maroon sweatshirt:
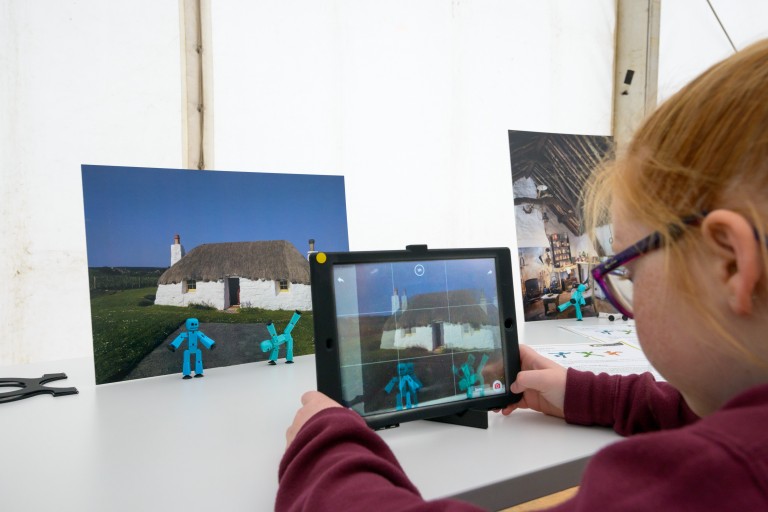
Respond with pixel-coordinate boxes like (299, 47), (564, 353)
(277, 369), (768, 511)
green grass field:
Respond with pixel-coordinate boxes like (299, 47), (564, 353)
(90, 287), (314, 384)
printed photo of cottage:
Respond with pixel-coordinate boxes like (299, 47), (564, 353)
(82, 165), (348, 384)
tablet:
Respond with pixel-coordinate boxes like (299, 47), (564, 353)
(310, 245), (521, 430)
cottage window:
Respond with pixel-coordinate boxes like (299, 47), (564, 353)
(184, 280), (197, 293)
(278, 279), (289, 292)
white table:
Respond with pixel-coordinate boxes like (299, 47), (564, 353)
(0, 318), (625, 511)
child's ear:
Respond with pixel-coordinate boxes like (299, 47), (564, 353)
(700, 210), (763, 316)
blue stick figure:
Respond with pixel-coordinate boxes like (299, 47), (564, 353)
(453, 353), (489, 398)
(261, 310), (301, 365)
(558, 283), (587, 320)
(168, 318), (216, 379)
(384, 362), (422, 410)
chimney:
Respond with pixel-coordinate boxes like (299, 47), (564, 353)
(307, 238), (317, 260)
(391, 288), (400, 314)
(170, 234), (185, 267)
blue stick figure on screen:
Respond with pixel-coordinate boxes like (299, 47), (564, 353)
(168, 318), (217, 379)
(261, 310), (301, 365)
(384, 362), (422, 410)
(453, 353), (489, 398)
(558, 283), (587, 320)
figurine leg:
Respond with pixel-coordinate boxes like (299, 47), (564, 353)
(194, 349), (204, 377)
(268, 346), (279, 365)
(182, 350), (192, 379)
(575, 306), (583, 321)
(285, 339), (294, 364)
(396, 393), (403, 411)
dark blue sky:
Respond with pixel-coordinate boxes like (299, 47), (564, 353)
(334, 258), (499, 316)
(82, 165), (349, 267)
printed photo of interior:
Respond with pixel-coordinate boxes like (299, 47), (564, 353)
(509, 130), (616, 321)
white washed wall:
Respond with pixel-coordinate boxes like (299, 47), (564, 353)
(239, 280), (312, 311)
(155, 282), (227, 310)
(156, 279), (312, 311)
(387, 324), (498, 351)
(155, 283), (184, 307)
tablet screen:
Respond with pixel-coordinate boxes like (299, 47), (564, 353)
(331, 257), (507, 417)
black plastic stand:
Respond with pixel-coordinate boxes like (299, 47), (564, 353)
(427, 409), (488, 429)
(0, 373), (79, 404)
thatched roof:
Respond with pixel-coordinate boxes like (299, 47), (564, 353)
(383, 289), (499, 330)
(158, 240), (310, 285)
(509, 131), (612, 236)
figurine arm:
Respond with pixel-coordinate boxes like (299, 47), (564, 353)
(197, 331), (216, 350)
(168, 332), (188, 351)
(384, 377), (397, 394)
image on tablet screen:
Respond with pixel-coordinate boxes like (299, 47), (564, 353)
(332, 258), (507, 417)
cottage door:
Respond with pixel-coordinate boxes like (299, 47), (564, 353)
(228, 278), (240, 307)
(431, 322), (444, 351)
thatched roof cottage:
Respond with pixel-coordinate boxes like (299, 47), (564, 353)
(154, 237), (312, 311)
(380, 289), (500, 351)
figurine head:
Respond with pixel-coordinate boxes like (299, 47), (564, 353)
(186, 318), (200, 331)
(577, 284), (586, 293)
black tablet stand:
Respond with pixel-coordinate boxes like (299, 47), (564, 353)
(0, 373), (79, 404)
(426, 409), (488, 429)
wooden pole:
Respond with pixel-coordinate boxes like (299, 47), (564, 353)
(612, 0), (661, 152)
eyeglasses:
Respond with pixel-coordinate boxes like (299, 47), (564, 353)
(591, 215), (703, 319)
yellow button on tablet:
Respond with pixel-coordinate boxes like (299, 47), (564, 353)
(316, 252), (327, 264)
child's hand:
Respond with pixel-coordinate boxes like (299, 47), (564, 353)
(497, 344), (567, 419)
(286, 391), (343, 447)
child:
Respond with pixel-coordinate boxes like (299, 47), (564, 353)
(277, 38), (768, 511)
